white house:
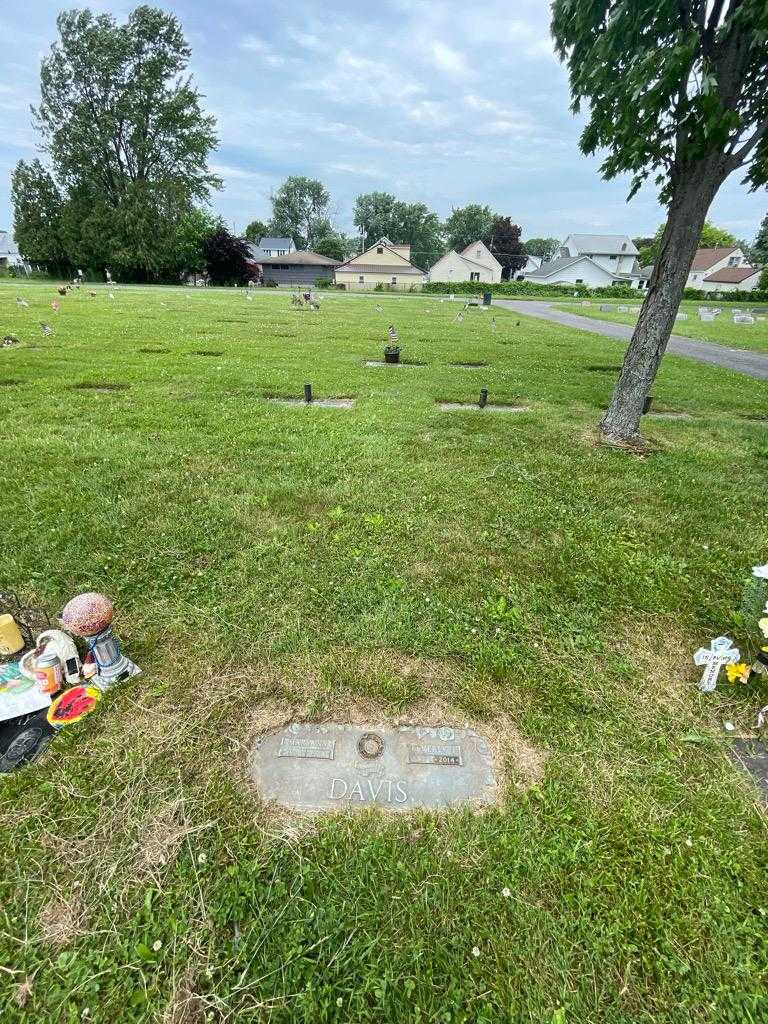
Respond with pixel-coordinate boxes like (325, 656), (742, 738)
(428, 240), (502, 284)
(523, 234), (644, 289)
(335, 237), (427, 290)
(515, 255), (542, 279)
(686, 247), (762, 292)
(0, 230), (24, 271)
(247, 236), (296, 260)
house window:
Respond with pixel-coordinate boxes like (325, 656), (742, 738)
(377, 247), (384, 255)
(391, 276), (397, 285)
(277, 250), (286, 256)
(475, 249), (481, 258)
(728, 256), (740, 266)
(609, 255), (617, 261)
(575, 278), (584, 284)
(470, 272), (480, 282)
(358, 275), (364, 284)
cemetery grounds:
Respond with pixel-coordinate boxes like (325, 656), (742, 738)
(0, 281), (767, 1023)
(551, 298), (768, 354)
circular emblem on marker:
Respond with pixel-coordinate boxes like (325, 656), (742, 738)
(357, 732), (385, 760)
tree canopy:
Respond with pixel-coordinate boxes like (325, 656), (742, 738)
(484, 217), (527, 279)
(202, 225), (251, 285)
(11, 160), (68, 275)
(13, 5), (220, 280)
(353, 192), (443, 269)
(314, 235), (346, 261)
(639, 219), (739, 265)
(523, 237), (560, 261)
(244, 219), (269, 244)
(444, 204), (495, 253)
(754, 214), (768, 265)
(269, 177), (330, 250)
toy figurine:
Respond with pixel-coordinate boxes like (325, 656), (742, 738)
(58, 592), (140, 691)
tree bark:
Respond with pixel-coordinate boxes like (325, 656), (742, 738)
(599, 162), (724, 447)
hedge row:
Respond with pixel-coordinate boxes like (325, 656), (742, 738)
(422, 279), (639, 299)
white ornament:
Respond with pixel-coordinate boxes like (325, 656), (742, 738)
(693, 636), (740, 693)
(751, 564), (768, 579)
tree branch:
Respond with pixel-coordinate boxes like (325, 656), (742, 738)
(728, 117), (768, 168)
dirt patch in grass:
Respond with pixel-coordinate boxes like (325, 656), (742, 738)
(0, 379), (21, 387)
(449, 362), (489, 368)
(163, 967), (206, 1024)
(38, 895), (87, 946)
(71, 381), (130, 392)
(192, 350), (224, 357)
(138, 347), (170, 354)
(585, 365), (622, 373)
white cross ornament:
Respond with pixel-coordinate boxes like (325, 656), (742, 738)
(693, 636), (740, 693)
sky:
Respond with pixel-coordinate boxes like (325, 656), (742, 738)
(1, 0), (766, 246)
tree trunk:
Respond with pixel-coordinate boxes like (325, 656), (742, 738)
(599, 163), (724, 448)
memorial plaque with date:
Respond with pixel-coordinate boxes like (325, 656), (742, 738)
(250, 723), (498, 813)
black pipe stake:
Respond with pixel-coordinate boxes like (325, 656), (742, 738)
(304, 383), (312, 403)
(643, 395), (653, 414)
(479, 388), (488, 409)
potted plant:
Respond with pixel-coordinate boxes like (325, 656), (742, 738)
(384, 344), (401, 364)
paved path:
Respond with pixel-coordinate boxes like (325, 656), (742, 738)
(494, 299), (768, 381)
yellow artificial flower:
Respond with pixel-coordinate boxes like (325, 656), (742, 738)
(726, 663), (751, 685)
(758, 617), (768, 639)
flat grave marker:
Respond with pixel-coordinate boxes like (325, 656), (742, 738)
(250, 722), (498, 813)
(729, 737), (768, 803)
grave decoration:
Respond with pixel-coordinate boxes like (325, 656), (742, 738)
(694, 563), (768, 694)
(2, 335), (20, 348)
(250, 723), (498, 813)
(16, 297), (29, 308)
(40, 323), (54, 337)
(385, 326), (401, 363)
(0, 589), (140, 772)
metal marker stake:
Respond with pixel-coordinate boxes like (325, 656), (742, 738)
(304, 383), (312, 404)
(479, 388), (488, 409)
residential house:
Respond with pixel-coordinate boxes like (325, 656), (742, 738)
(522, 234), (644, 289)
(248, 237), (296, 260)
(428, 240), (502, 284)
(250, 250), (341, 286)
(0, 230), (23, 271)
(515, 255), (542, 279)
(334, 237), (427, 290)
(686, 247), (762, 292)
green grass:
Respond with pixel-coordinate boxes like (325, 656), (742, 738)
(1, 281), (767, 1023)
(551, 298), (768, 353)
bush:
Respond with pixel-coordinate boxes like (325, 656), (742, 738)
(315, 278), (344, 289)
(682, 286), (768, 303)
(423, 279), (592, 298)
(263, 279), (279, 288)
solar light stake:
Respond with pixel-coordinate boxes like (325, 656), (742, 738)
(643, 395), (653, 414)
(479, 388), (488, 409)
(303, 383), (313, 404)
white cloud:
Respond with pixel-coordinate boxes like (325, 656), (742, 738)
(239, 36), (284, 66)
(430, 42), (469, 75)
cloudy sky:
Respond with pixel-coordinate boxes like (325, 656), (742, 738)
(1, 0), (765, 244)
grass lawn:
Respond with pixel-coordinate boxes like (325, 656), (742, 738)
(1, 281), (767, 1023)
(551, 298), (768, 354)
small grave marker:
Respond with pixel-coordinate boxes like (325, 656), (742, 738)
(250, 723), (498, 813)
(693, 636), (740, 692)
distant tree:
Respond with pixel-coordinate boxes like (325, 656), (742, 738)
(641, 220), (738, 267)
(172, 207), (218, 279)
(759, 267), (768, 289)
(314, 235), (346, 261)
(553, 0), (768, 447)
(11, 159), (69, 275)
(444, 204), (495, 253)
(484, 217), (527, 279)
(244, 219), (269, 243)
(14, 6), (221, 280)
(754, 214), (768, 265)
(269, 176), (330, 250)
(353, 192), (444, 268)
(523, 237), (560, 261)
(203, 225), (250, 285)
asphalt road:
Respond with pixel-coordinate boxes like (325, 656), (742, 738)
(494, 299), (768, 381)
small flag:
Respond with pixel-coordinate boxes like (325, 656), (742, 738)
(455, 312), (464, 324)
(89, 291), (97, 298)
(108, 292), (115, 300)
(40, 322), (54, 337)
(387, 324), (399, 342)
(491, 317), (497, 330)
(16, 297), (29, 308)
(52, 300), (60, 312)
(246, 292), (253, 301)
(375, 304), (383, 313)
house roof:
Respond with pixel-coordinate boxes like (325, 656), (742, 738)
(336, 240), (423, 273)
(638, 265), (654, 279)
(336, 263), (425, 276)
(690, 247), (738, 270)
(254, 250), (341, 267)
(525, 255), (593, 279)
(567, 234), (638, 256)
(0, 230), (19, 255)
(703, 266), (761, 283)
(257, 237), (294, 250)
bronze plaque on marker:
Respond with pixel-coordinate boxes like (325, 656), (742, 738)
(250, 723), (497, 813)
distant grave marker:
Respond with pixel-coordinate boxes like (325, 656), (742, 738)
(250, 722), (498, 813)
(729, 738), (768, 802)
